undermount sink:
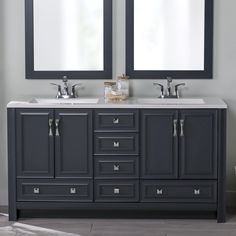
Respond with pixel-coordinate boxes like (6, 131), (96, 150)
(137, 98), (205, 105)
(31, 98), (99, 104)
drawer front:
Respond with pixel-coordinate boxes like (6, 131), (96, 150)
(95, 110), (139, 131)
(17, 179), (93, 202)
(94, 133), (139, 155)
(141, 180), (217, 203)
(95, 180), (139, 202)
(95, 157), (139, 178)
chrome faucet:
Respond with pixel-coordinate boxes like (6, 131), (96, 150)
(51, 78), (81, 99)
(153, 77), (185, 98)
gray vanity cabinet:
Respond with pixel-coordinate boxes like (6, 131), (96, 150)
(141, 110), (178, 179)
(8, 106), (226, 222)
(179, 110), (217, 179)
(16, 109), (54, 178)
(55, 109), (92, 178)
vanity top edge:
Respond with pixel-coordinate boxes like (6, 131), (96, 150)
(7, 97), (227, 109)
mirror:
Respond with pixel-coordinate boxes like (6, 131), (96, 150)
(126, 0), (213, 79)
(25, 0), (112, 79)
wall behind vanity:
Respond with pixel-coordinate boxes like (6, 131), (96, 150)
(0, 0), (236, 206)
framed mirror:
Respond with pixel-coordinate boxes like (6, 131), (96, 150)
(126, 0), (213, 79)
(25, 0), (112, 79)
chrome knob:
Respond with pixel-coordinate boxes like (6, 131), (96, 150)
(113, 118), (120, 124)
(114, 188), (120, 194)
(113, 164), (120, 171)
(113, 141), (120, 148)
(70, 188), (77, 194)
(156, 189), (163, 195)
(33, 188), (40, 194)
(194, 189), (201, 195)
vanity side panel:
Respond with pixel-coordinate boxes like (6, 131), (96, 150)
(8, 108), (18, 220)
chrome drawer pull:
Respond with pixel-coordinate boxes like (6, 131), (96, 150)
(173, 119), (177, 137)
(70, 188), (77, 194)
(180, 119), (185, 137)
(33, 188), (40, 194)
(156, 189), (163, 195)
(114, 188), (120, 194)
(113, 164), (120, 171)
(194, 189), (201, 195)
(55, 119), (60, 137)
(113, 118), (120, 124)
(49, 119), (53, 137)
(113, 141), (120, 148)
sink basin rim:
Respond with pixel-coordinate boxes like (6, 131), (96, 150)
(137, 98), (205, 105)
(31, 98), (100, 104)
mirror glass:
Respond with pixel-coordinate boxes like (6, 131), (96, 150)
(126, 0), (213, 79)
(25, 0), (112, 79)
(34, 0), (104, 71)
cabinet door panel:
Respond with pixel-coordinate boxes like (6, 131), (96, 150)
(16, 109), (54, 177)
(179, 110), (217, 179)
(55, 109), (92, 178)
(141, 110), (178, 179)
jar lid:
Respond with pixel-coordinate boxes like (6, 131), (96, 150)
(104, 81), (116, 86)
(118, 74), (129, 80)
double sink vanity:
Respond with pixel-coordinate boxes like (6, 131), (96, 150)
(7, 96), (227, 222)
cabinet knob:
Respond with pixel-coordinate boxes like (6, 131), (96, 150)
(33, 188), (40, 194)
(114, 188), (120, 194)
(156, 189), (163, 195)
(70, 188), (77, 194)
(113, 141), (120, 148)
(194, 189), (201, 195)
(173, 119), (177, 137)
(113, 164), (120, 171)
(113, 118), (120, 124)
(55, 119), (60, 136)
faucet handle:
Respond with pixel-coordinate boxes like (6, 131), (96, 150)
(175, 83), (186, 98)
(50, 83), (62, 98)
(71, 83), (82, 98)
(153, 83), (164, 98)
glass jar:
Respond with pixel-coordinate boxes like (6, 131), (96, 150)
(104, 81), (116, 100)
(117, 74), (129, 98)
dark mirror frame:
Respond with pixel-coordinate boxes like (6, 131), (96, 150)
(25, 0), (112, 80)
(126, 0), (214, 79)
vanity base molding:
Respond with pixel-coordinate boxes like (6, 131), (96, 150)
(8, 107), (226, 223)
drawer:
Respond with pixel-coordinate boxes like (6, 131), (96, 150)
(141, 180), (217, 203)
(17, 179), (93, 202)
(94, 110), (139, 131)
(95, 156), (139, 178)
(94, 133), (139, 155)
(95, 180), (139, 202)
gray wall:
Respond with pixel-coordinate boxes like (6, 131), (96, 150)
(0, 0), (236, 206)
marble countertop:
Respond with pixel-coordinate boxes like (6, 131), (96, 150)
(7, 97), (227, 109)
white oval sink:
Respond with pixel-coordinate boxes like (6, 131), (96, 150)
(137, 98), (205, 105)
(31, 98), (99, 104)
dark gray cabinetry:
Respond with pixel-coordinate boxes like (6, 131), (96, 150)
(55, 109), (92, 178)
(141, 110), (178, 179)
(16, 109), (54, 178)
(179, 110), (217, 179)
(8, 107), (226, 222)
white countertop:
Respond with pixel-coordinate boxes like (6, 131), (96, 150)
(7, 97), (227, 109)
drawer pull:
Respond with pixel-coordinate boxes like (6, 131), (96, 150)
(33, 188), (40, 194)
(70, 188), (77, 194)
(113, 141), (120, 148)
(194, 189), (201, 195)
(114, 188), (120, 194)
(113, 118), (120, 124)
(113, 164), (120, 171)
(156, 189), (163, 195)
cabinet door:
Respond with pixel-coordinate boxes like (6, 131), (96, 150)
(55, 109), (92, 178)
(16, 109), (54, 177)
(179, 110), (217, 179)
(141, 110), (178, 179)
